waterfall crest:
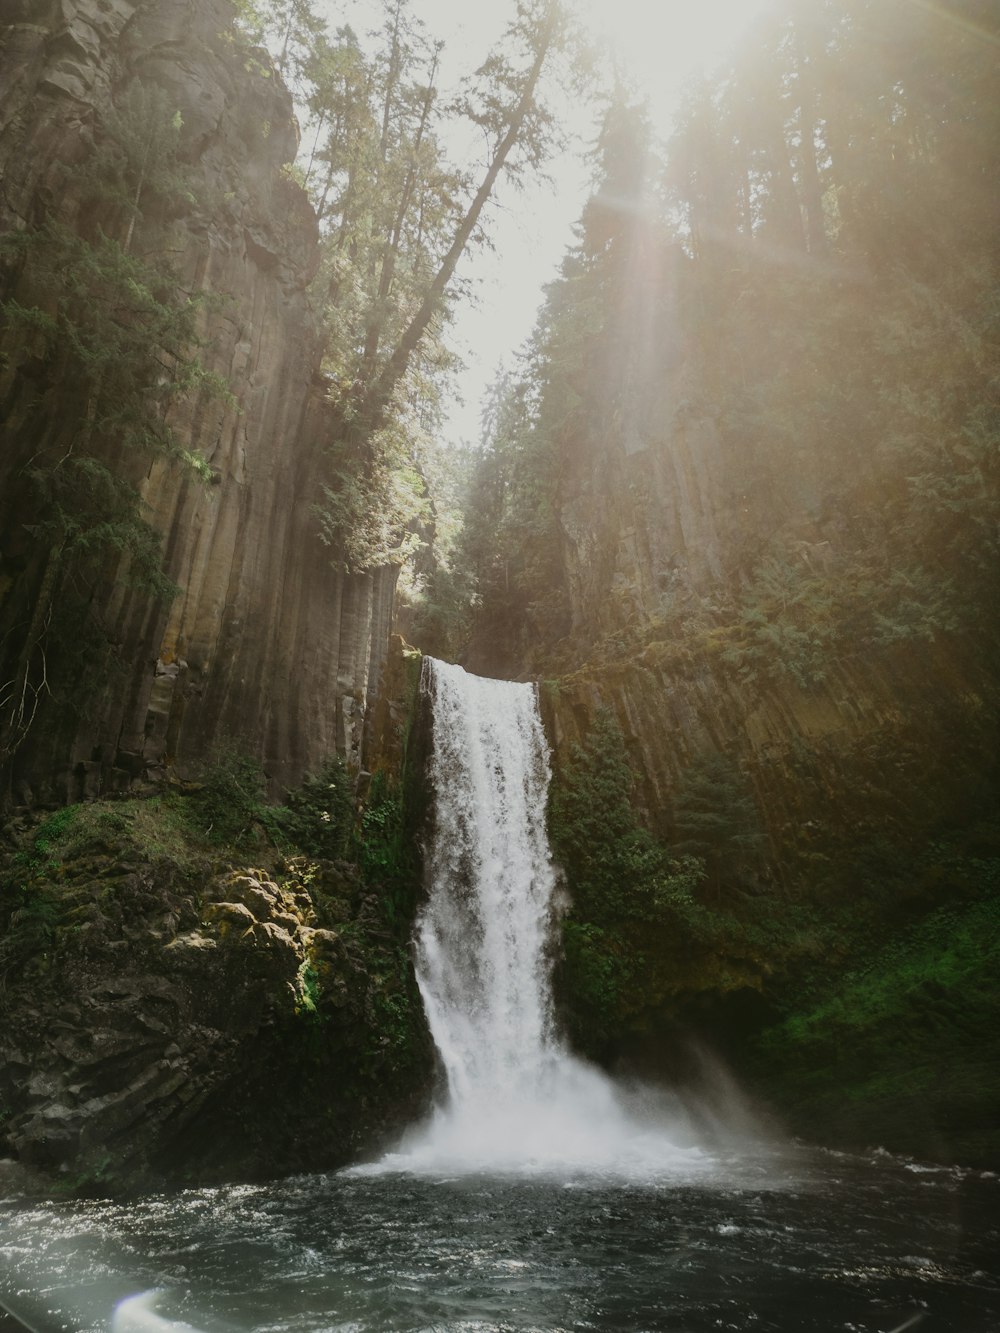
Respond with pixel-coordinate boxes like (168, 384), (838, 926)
(375, 658), (742, 1177)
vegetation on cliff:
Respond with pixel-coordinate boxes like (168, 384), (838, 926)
(550, 708), (773, 1054)
(545, 692), (1000, 1163)
(452, 0), (998, 677)
(0, 87), (228, 773)
(232, 0), (577, 576)
(0, 0), (579, 803)
(0, 744), (430, 1192)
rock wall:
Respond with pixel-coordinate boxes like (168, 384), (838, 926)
(0, 809), (432, 1190)
(0, 0), (396, 803)
(542, 635), (998, 857)
(531, 366), (999, 1164)
(557, 390), (730, 646)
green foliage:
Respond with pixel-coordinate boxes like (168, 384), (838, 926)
(400, 554), (476, 663)
(357, 771), (401, 871)
(186, 746), (269, 846)
(453, 368), (569, 664)
(550, 710), (718, 1047)
(0, 885), (60, 978)
(550, 709), (672, 923)
(295, 959), (323, 1018)
(2, 799), (89, 981)
(550, 709), (755, 937)
(316, 416), (430, 574)
(550, 709), (1000, 1060)
(395, 441), (477, 660)
(86, 83), (198, 250)
(7, 800), (210, 883)
(4, 218), (226, 450)
(746, 884), (1000, 1162)
(0, 222), (215, 603)
(768, 894), (1000, 1050)
(233, 0), (325, 83)
(270, 757), (354, 860)
(713, 547), (970, 691)
(0, 84), (231, 759)
(547, 704), (915, 1048)
(671, 750), (765, 879)
(371, 975), (420, 1061)
(177, 747), (357, 860)
(239, 0), (573, 585)
(559, 921), (630, 1049)
(21, 807), (78, 867)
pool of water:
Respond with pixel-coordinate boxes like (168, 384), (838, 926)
(1, 1145), (997, 1332)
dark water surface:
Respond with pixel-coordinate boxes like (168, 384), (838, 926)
(1, 1147), (998, 1332)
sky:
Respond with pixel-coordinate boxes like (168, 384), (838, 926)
(322, 0), (778, 446)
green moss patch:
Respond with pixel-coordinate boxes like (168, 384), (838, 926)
(746, 894), (1000, 1165)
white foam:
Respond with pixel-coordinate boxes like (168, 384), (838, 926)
(373, 659), (723, 1179)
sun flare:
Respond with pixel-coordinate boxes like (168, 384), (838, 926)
(574, 0), (778, 122)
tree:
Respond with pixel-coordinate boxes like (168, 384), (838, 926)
(457, 0), (999, 678)
(297, 0), (571, 573)
(671, 752), (765, 890)
(362, 0), (568, 428)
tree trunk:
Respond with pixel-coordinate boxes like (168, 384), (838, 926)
(365, 6), (558, 427)
(793, 16), (828, 257)
(360, 45), (440, 380)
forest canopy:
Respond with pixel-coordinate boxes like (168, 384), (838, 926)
(440, 0), (999, 672)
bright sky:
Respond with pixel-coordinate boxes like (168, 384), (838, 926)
(325, 0), (777, 445)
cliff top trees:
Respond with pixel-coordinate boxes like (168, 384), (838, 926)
(450, 0), (999, 674)
(238, 0), (573, 573)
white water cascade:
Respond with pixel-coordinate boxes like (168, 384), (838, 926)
(375, 658), (740, 1178)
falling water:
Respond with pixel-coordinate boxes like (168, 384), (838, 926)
(376, 658), (726, 1177)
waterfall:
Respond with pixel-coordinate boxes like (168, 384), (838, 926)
(415, 657), (570, 1135)
(365, 657), (740, 1178)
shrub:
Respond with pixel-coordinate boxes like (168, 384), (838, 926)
(272, 758), (354, 860)
(186, 745), (268, 846)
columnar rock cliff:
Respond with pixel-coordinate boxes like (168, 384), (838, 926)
(456, 44), (1000, 1162)
(0, 0), (396, 804)
(533, 428), (998, 1161)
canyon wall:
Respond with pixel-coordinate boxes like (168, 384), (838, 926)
(532, 412), (998, 1162)
(543, 635), (997, 867)
(0, 0), (395, 804)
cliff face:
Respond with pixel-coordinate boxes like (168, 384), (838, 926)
(0, 0), (396, 803)
(0, 798), (432, 1191)
(544, 634), (997, 854)
(537, 491), (998, 1164)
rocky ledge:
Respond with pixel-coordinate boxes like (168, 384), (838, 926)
(0, 800), (432, 1194)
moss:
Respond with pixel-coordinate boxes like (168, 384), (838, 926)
(743, 892), (1000, 1164)
(294, 959), (323, 1018)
